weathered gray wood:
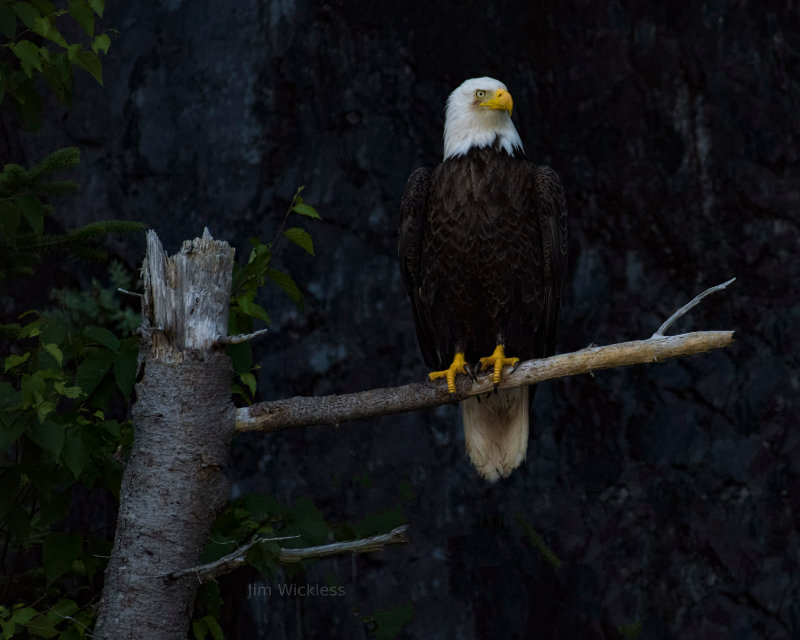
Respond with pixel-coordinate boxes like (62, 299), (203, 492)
(235, 330), (735, 433)
(94, 230), (236, 640)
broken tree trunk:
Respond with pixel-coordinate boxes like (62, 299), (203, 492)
(94, 230), (236, 640)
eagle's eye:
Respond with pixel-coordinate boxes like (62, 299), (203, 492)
(475, 90), (486, 99)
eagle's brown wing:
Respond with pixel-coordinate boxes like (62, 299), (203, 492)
(398, 167), (438, 368)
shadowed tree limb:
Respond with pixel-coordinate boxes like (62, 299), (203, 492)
(166, 526), (410, 584)
(236, 331), (733, 433)
(236, 279), (736, 433)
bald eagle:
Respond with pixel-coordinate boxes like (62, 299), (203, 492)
(398, 77), (568, 482)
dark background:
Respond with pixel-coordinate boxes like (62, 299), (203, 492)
(4, 1), (799, 638)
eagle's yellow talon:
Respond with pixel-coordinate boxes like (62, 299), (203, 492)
(478, 344), (519, 385)
(429, 352), (468, 394)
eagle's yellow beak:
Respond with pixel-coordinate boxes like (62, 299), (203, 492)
(479, 88), (513, 116)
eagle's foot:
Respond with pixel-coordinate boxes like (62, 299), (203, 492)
(429, 352), (469, 394)
(478, 344), (520, 387)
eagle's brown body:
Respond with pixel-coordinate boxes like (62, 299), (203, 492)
(399, 146), (567, 372)
(398, 145), (568, 481)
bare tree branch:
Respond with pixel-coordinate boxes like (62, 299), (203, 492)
(653, 278), (736, 337)
(218, 328), (269, 345)
(279, 525), (409, 563)
(166, 526), (410, 584)
(165, 535), (300, 583)
(236, 330), (734, 433)
(236, 280), (736, 433)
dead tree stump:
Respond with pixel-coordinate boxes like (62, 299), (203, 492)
(94, 230), (236, 639)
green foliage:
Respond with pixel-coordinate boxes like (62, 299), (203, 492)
(227, 187), (320, 404)
(617, 621), (643, 639)
(193, 475), (415, 638)
(359, 604), (415, 640)
(50, 260), (141, 335)
(191, 614), (225, 640)
(515, 514), (562, 569)
(1, 263), (138, 637)
(0, 599), (93, 639)
(0, 0), (110, 130)
(0, 148), (145, 279)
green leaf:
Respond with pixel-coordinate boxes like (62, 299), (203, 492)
(62, 429), (89, 479)
(265, 268), (302, 309)
(42, 532), (82, 585)
(50, 598), (79, 620)
(239, 372), (256, 397)
(245, 540), (280, 577)
(0, 5), (17, 39)
(236, 292), (270, 324)
(288, 497), (327, 545)
(68, 0), (94, 37)
(291, 202), (322, 220)
(351, 506), (405, 538)
(75, 48), (102, 85)
(28, 420), (65, 457)
(41, 51), (74, 104)
(203, 616), (225, 640)
(15, 193), (44, 234)
(19, 316), (44, 338)
(113, 338), (138, 398)
(7, 605), (37, 628)
(92, 32), (110, 55)
(4, 351), (30, 372)
(38, 488), (71, 525)
(25, 615), (59, 638)
(54, 380), (82, 398)
(192, 618), (208, 640)
(0, 413), (26, 452)
(370, 604), (414, 640)
(225, 341), (253, 376)
(41, 343), (63, 366)
(33, 16), (68, 48)
(11, 39), (42, 77)
(283, 227), (314, 256)
(83, 325), (119, 350)
(11, 2), (41, 29)
(20, 370), (45, 406)
(66, 42), (80, 62)
(75, 347), (114, 397)
(86, 0), (103, 17)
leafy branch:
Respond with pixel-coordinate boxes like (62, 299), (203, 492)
(0, 0), (111, 129)
(227, 188), (321, 402)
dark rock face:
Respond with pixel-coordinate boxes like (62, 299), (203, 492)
(7, 1), (799, 638)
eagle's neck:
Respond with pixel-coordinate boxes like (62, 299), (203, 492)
(443, 109), (523, 160)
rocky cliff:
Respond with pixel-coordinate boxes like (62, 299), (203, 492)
(6, 1), (799, 638)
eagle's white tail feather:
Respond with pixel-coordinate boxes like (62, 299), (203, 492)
(461, 386), (529, 482)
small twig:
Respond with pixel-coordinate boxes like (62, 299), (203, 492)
(165, 526), (409, 583)
(165, 535), (300, 583)
(652, 278), (736, 338)
(117, 288), (143, 298)
(278, 525), (409, 564)
(217, 328), (269, 345)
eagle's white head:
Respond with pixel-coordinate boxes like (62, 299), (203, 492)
(443, 77), (524, 160)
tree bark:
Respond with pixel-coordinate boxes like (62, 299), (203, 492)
(94, 230), (236, 640)
(235, 330), (734, 433)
